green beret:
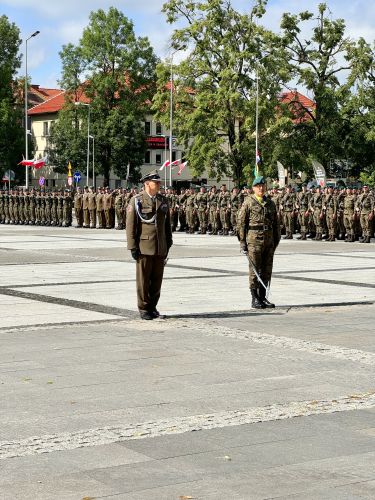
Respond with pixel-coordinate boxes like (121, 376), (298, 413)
(252, 176), (265, 187)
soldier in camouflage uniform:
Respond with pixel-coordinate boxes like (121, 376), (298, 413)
(0, 191), (4, 223)
(238, 176), (281, 309)
(343, 187), (356, 242)
(229, 187), (242, 236)
(18, 189), (25, 224)
(218, 184), (231, 235)
(115, 188), (124, 230)
(309, 185), (324, 240)
(195, 186), (208, 234)
(208, 186), (220, 235)
(62, 190), (72, 226)
(177, 188), (187, 232)
(356, 185), (374, 243)
(336, 188), (346, 239)
(295, 184), (310, 240)
(29, 189), (36, 225)
(45, 191), (52, 225)
(185, 188), (197, 234)
(3, 190), (10, 223)
(323, 186), (338, 241)
(280, 185), (295, 239)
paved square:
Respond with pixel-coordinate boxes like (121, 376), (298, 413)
(0, 225), (374, 499)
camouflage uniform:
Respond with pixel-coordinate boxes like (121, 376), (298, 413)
(356, 188), (374, 243)
(309, 188), (324, 240)
(185, 189), (197, 234)
(238, 189), (280, 305)
(281, 189), (295, 239)
(295, 188), (310, 240)
(343, 189), (356, 242)
(323, 190), (337, 241)
(218, 187), (231, 235)
(195, 188), (208, 234)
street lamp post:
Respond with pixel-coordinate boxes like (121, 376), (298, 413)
(169, 49), (181, 188)
(24, 30), (40, 189)
(89, 135), (95, 188)
(74, 102), (90, 186)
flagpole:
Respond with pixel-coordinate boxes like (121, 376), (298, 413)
(255, 65), (259, 177)
(164, 135), (167, 188)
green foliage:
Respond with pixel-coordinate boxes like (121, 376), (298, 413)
(0, 15), (24, 183)
(48, 7), (158, 185)
(154, 0), (289, 186)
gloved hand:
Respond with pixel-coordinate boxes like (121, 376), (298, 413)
(240, 243), (248, 255)
(131, 248), (140, 261)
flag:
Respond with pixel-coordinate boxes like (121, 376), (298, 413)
(159, 160), (170, 171)
(33, 155), (48, 169)
(177, 161), (188, 176)
(254, 150), (262, 177)
(170, 159), (181, 170)
(18, 156), (35, 167)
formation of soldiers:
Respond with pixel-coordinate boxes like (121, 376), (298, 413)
(0, 188), (73, 226)
(164, 183), (375, 243)
(1, 183), (374, 242)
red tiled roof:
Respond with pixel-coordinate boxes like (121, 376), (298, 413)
(279, 90), (315, 123)
(28, 89), (90, 116)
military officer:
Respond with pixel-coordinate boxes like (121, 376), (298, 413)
(95, 187), (105, 229)
(126, 170), (173, 320)
(238, 176), (280, 309)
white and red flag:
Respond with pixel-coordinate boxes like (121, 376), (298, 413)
(33, 156), (48, 169)
(18, 155), (47, 169)
(159, 160), (170, 171)
(170, 159), (181, 170)
(177, 161), (188, 176)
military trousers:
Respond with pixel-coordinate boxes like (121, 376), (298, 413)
(136, 254), (165, 312)
(75, 208), (83, 227)
(115, 208), (122, 227)
(178, 209), (186, 230)
(360, 213), (373, 237)
(298, 210), (309, 233)
(283, 211), (294, 235)
(326, 210), (337, 237)
(313, 209), (324, 233)
(247, 230), (275, 290)
(186, 208), (196, 230)
(83, 208), (90, 227)
(209, 209), (219, 233)
(230, 209), (238, 231)
(197, 209), (208, 231)
(220, 208), (230, 230)
(344, 212), (355, 236)
(89, 209), (96, 228)
(96, 210), (104, 229)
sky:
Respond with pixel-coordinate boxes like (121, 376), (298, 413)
(1, 0), (375, 90)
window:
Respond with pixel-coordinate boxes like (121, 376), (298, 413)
(172, 151), (177, 162)
(43, 121), (49, 136)
(115, 179), (121, 188)
(144, 121), (151, 136)
(145, 151), (151, 164)
(156, 153), (162, 164)
(156, 122), (162, 135)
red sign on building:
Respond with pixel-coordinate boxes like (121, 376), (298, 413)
(146, 136), (168, 149)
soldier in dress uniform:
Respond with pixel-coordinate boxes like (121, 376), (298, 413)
(238, 176), (280, 309)
(82, 186), (90, 228)
(88, 186), (97, 228)
(74, 187), (84, 228)
(95, 187), (105, 229)
(115, 188), (124, 230)
(126, 170), (173, 320)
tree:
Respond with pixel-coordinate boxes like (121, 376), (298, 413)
(48, 7), (158, 185)
(154, 0), (289, 186)
(0, 15), (24, 184)
(275, 3), (355, 174)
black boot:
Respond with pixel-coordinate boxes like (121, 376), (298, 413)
(258, 284), (275, 308)
(251, 289), (265, 309)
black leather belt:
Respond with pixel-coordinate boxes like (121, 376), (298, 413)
(248, 225), (272, 230)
